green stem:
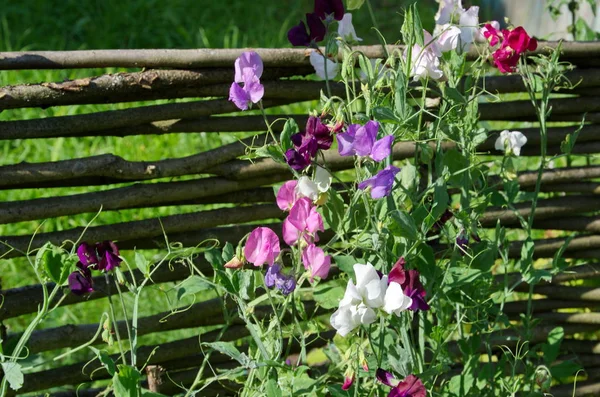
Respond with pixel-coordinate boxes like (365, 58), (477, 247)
(105, 273), (127, 365)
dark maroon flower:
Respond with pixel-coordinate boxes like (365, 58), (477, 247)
(77, 242), (98, 268)
(285, 148), (312, 171)
(305, 116), (333, 150)
(376, 368), (396, 387)
(388, 257), (429, 312)
(68, 263), (94, 295)
(389, 375), (426, 397)
(96, 241), (122, 272)
(288, 13), (327, 47)
(456, 234), (469, 252)
(314, 0), (344, 21)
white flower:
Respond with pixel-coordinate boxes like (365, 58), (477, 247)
(309, 51), (340, 81)
(338, 13), (362, 43)
(458, 6), (480, 48)
(494, 130), (528, 156)
(296, 167), (332, 202)
(314, 166), (332, 193)
(383, 282), (412, 316)
(435, 0), (464, 25)
(330, 263), (387, 336)
(436, 24), (462, 52)
(408, 44), (444, 82)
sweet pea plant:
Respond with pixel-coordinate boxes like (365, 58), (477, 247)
(2, 1), (584, 396)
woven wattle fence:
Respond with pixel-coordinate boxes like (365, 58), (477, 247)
(1, 43), (600, 396)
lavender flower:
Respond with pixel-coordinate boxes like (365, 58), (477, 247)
(229, 52), (265, 111)
(337, 121), (393, 161)
(265, 264), (296, 296)
(358, 165), (400, 199)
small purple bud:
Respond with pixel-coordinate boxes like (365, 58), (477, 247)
(376, 368), (397, 387)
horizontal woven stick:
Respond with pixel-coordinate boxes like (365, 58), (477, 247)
(511, 165), (600, 188)
(537, 312), (600, 325)
(0, 203), (283, 259)
(479, 195), (600, 227)
(503, 299), (600, 314)
(552, 380), (600, 397)
(0, 97), (292, 141)
(508, 235), (600, 259)
(525, 182), (600, 194)
(478, 96), (600, 121)
(531, 216), (600, 233)
(0, 42), (594, 70)
(497, 263), (600, 287)
(0, 67), (314, 110)
(0, 133), (271, 190)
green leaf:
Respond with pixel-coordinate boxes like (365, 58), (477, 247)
(265, 377), (279, 397)
(205, 248), (225, 270)
(234, 269), (254, 300)
(446, 267), (482, 288)
(203, 341), (254, 368)
(37, 243), (70, 285)
(1, 362), (23, 391)
(334, 255), (357, 276)
(89, 346), (116, 376)
(346, 0), (365, 10)
(394, 69), (409, 119)
(134, 251), (150, 277)
(373, 106), (401, 124)
(388, 210), (419, 240)
(280, 118), (298, 152)
(551, 359), (582, 380)
(444, 87), (466, 105)
(255, 144), (285, 164)
(113, 365), (141, 397)
(313, 279), (346, 309)
(143, 392), (169, 397)
(222, 242), (235, 263)
(542, 326), (564, 365)
(177, 275), (212, 301)
(322, 188), (346, 234)
(358, 54), (374, 83)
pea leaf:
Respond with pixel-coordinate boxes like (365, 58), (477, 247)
(347, 0), (365, 10)
(177, 276), (212, 301)
(113, 365), (141, 397)
(1, 362), (23, 391)
(134, 251), (150, 277)
(37, 243), (70, 285)
(280, 118), (298, 152)
(313, 279), (346, 309)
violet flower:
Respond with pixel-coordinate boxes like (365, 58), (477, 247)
(314, 0), (345, 21)
(229, 52), (265, 111)
(288, 13), (326, 47)
(264, 264), (296, 295)
(388, 257), (429, 312)
(337, 121), (393, 161)
(68, 263), (94, 295)
(244, 227), (281, 267)
(284, 148), (312, 171)
(358, 165), (401, 199)
(77, 242), (98, 267)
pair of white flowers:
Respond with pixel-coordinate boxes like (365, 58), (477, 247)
(330, 263), (412, 337)
(310, 13), (361, 80)
(297, 166), (332, 202)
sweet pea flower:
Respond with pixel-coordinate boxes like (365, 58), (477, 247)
(285, 116), (332, 171)
(494, 130), (527, 156)
(297, 166), (332, 202)
(358, 165), (401, 199)
(77, 242), (99, 267)
(342, 369), (355, 390)
(284, 148), (312, 171)
(458, 6), (480, 48)
(435, 0), (464, 25)
(309, 51), (340, 80)
(302, 244), (331, 282)
(234, 51), (263, 83)
(383, 281), (413, 316)
(491, 27), (537, 73)
(338, 13), (361, 42)
(436, 24), (462, 52)
(244, 227), (281, 267)
(314, 0), (345, 21)
(229, 68), (264, 111)
(389, 258), (429, 312)
(337, 121), (394, 161)
(265, 263), (296, 295)
(480, 21), (501, 46)
(288, 13), (326, 47)
(283, 198), (324, 246)
(407, 40), (444, 81)
(277, 180), (299, 211)
(377, 370), (427, 397)
(68, 263), (94, 295)
(96, 241), (122, 272)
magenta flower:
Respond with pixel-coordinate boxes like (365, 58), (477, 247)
(276, 180), (299, 211)
(490, 26), (537, 73)
(389, 258), (429, 312)
(301, 244), (331, 282)
(314, 0), (345, 21)
(288, 13), (326, 47)
(234, 51), (263, 83)
(358, 165), (400, 199)
(68, 263), (94, 295)
(342, 374), (354, 390)
(377, 370), (426, 397)
(264, 263), (296, 295)
(244, 227), (281, 267)
(337, 121), (393, 161)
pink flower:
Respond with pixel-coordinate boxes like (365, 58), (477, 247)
(377, 370), (427, 397)
(301, 244), (331, 282)
(481, 21), (501, 46)
(283, 198), (324, 246)
(276, 180), (299, 211)
(342, 374), (354, 390)
(244, 227), (280, 267)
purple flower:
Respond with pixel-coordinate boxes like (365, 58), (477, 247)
(376, 368), (397, 387)
(96, 241), (122, 272)
(264, 264), (296, 295)
(314, 0), (345, 21)
(305, 116), (333, 150)
(456, 233), (469, 252)
(229, 69), (264, 111)
(358, 165), (400, 199)
(234, 51), (263, 83)
(288, 13), (326, 47)
(337, 121), (394, 161)
(68, 263), (94, 295)
(388, 258), (429, 312)
(285, 148), (312, 171)
(77, 242), (98, 268)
